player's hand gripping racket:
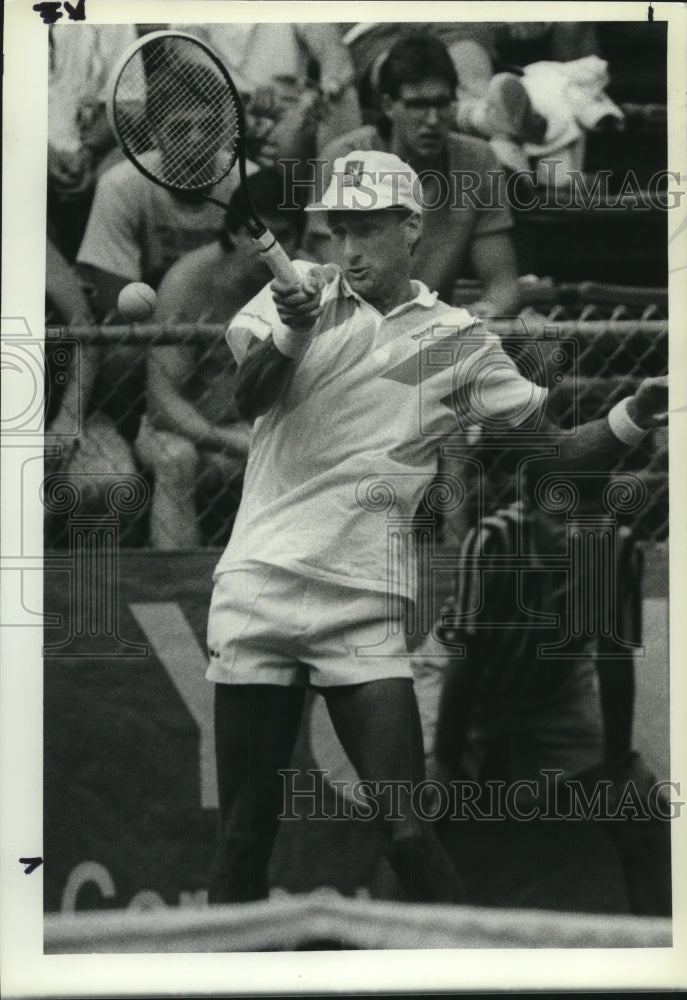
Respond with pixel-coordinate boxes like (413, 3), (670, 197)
(107, 30), (301, 289)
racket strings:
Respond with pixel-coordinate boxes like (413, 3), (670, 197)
(113, 36), (241, 190)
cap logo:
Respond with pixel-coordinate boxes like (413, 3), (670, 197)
(342, 160), (365, 187)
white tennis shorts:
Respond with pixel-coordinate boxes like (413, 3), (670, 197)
(206, 563), (414, 687)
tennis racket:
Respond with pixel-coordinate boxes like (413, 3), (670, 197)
(107, 29), (301, 288)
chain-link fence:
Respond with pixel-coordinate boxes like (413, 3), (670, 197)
(455, 280), (668, 543)
(44, 278), (668, 554)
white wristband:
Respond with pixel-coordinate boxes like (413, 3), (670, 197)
(271, 323), (312, 360)
(607, 396), (648, 446)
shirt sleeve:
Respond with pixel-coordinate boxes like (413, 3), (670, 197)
(225, 259), (320, 364)
(76, 166), (142, 281)
(453, 330), (547, 429)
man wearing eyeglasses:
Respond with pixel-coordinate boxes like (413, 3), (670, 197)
(303, 34), (520, 317)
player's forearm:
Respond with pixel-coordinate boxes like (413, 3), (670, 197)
(230, 266), (326, 419)
(235, 336), (295, 420)
(543, 374), (668, 467)
(529, 389), (659, 487)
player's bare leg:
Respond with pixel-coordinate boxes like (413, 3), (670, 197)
(209, 682), (306, 903)
(323, 678), (467, 904)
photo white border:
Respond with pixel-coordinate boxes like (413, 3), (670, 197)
(2, 0), (686, 994)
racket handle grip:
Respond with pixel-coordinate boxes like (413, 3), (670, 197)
(253, 229), (301, 289)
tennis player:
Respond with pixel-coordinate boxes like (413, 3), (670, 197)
(205, 149), (668, 904)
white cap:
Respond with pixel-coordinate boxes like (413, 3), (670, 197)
(306, 149), (423, 215)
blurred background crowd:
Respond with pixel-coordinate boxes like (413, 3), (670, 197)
(44, 19), (668, 551)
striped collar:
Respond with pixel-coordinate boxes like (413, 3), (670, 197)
(339, 274), (439, 317)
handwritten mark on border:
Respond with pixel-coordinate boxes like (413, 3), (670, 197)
(19, 857), (44, 875)
(32, 0), (86, 24)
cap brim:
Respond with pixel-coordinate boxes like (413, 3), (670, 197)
(304, 200), (420, 213)
(304, 181), (411, 213)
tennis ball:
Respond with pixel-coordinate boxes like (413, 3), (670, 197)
(117, 282), (157, 321)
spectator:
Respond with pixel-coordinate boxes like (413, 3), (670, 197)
(343, 22), (500, 121)
(72, 68), (259, 471)
(344, 23), (604, 176)
(447, 24), (608, 177)
(243, 85), (329, 174)
(173, 23), (361, 151)
(44, 238), (138, 543)
(135, 168), (304, 549)
(413, 462), (671, 916)
(303, 34), (520, 316)
(48, 24), (139, 261)
(76, 61), (258, 317)
(45, 237), (97, 445)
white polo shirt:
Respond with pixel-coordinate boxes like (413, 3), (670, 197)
(217, 262), (547, 599)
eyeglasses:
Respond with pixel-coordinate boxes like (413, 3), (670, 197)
(397, 95), (455, 114)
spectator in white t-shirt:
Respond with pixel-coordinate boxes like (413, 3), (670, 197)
(74, 74), (257, 462)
